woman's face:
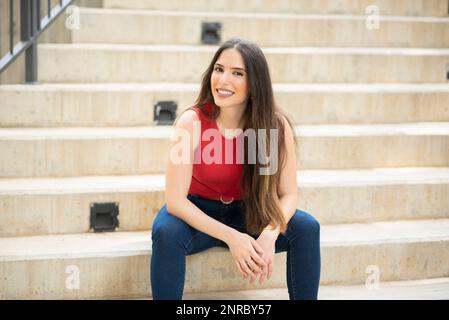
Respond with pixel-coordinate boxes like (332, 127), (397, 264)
(211, 48), (249, 109)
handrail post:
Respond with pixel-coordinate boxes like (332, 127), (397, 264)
(20, 0), (38, 83)
(9, 0), (14, 55)
(20, 0), (30, 41)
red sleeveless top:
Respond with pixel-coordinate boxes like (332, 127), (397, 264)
(187, 103), (244, 202)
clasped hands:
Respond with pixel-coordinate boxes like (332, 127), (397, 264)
(227, 228), (278, 285)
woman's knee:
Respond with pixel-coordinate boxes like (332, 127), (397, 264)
(151, 204), (191, 245)
(287, 209), (320, 239)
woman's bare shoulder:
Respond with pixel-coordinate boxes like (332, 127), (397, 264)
(174, 108), (200, 129)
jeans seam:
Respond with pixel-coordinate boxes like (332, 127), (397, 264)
(175, 231), (203, 298)
(176, 258), (185, 299)
(185, 230), (203, 252)
(283, 230), (299, 300)
(288, 241), (298, 300)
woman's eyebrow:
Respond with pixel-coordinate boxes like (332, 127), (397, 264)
(214, 63), (246, 71)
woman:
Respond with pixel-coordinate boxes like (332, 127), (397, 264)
(151, 38), (321, 300)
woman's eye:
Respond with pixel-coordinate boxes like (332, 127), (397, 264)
(214, 67), (243, 77)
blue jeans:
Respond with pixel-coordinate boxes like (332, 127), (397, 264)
(150, 194), (321, 300)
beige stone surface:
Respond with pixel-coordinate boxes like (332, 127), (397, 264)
(103, 0), (449, 17)
(297, 123), (449, 169)
(183, 277), (449, 300)
(1, 219), (448, 299)
(0, 0), (23, 84)
(0, 123), (448, 177)
(1, 83), (449, 127)
(0, 127), (171, 177)
(37, 44), (449, 83)
(0, 189), (163, 237)
(0, 168), (448, 237)
(1, 256), (150, 300)
(71, 8), (449, 48)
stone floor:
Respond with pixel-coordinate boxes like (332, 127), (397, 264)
(180, 277), (449, 300)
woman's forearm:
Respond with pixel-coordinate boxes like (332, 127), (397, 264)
(279, 194), (298, 223)
(264, 194), (298, 237)
(167, 198), (237, 244)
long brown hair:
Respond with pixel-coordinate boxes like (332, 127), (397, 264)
(186, 38), (297, 235)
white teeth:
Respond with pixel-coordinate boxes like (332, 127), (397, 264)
(217, 89), (233, 95)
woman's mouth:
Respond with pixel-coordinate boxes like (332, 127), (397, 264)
(216, 89), (234, 98)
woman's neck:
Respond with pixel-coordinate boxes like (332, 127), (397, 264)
(216, 104), (246, 130)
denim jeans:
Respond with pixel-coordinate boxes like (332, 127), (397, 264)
(150, 194), (321, 300)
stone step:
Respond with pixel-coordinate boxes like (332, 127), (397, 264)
(37, 44), (449, 83)
(0, 167), (448, 237)
(102, 0), (449, 17)
(70, 8), (449, 48)
(1, 83), (449, 127)
(1, 123), (448, 178)
(1, 219), (448, 299)
(182, 277), (449, 300)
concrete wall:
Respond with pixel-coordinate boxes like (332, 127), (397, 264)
(0, 0), (23, 84)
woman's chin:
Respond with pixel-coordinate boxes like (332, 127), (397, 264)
(213, 99), (239, 109)
(213, 98), (228, 108)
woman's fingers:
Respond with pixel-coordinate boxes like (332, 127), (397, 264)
(230, 233), (272, 280)
(250, 239), (268, 269)
(259, 264), (268, 284)
(235, 256), (270, 283)
(235, 260), (248, 278)
(250, 274), (257, 284)
(247, 258), (264, 275)
(250, 250), (267, 270)
(240, 259), (257, 278)
(250, 238), (265, 255)
(246, 256), (268, 284)
(268, 261), (273, 280)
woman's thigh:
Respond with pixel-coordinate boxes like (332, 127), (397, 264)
(151, 203), (223, 255)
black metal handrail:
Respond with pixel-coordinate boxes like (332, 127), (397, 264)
(0, 0), (74, 83)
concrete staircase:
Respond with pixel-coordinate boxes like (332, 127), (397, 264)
(1, 0), (449, 299)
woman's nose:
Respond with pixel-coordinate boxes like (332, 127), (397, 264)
(218, 71), (232, 84)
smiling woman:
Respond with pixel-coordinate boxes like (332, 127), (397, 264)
(150, 38), (321, 300)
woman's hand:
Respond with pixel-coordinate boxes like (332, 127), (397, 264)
(252, 229), (278, 285)
(226, 229), (267, 279)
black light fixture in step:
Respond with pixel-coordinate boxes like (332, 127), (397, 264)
(201, 22), (222, 45)
(154, 100), (177, 125)
(90, 202), (119, 232)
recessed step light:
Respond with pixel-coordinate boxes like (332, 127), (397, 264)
(201, 22), (221, 45)
(154, 100), (177, 125)
(90, 202), (119, 232)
